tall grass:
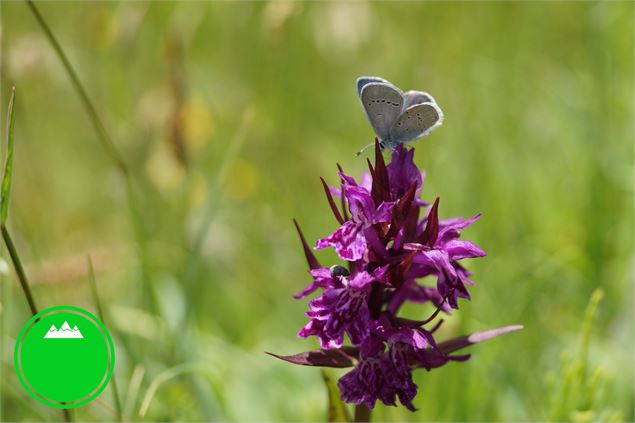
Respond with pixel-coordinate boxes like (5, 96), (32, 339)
(1, 89), (73, 422)
(547, 289), (623, 423)
(87, 257), (123, 421)
(25, 0), (157, 316)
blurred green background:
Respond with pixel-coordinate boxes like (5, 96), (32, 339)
(0, 1), (632, 421)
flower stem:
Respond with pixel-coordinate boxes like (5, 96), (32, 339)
(1, 225), (36, 316)
(354, 404), (371, 422)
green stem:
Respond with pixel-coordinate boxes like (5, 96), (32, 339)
(182, 107), (253, 315)
(24, 0), (126, 174)
(354, 404), (371, 422)
(87, 257), (123, 422)
(1, 225), (36, 316)
(1, 224), (72, 422)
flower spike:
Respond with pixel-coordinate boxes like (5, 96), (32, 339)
(275, 128), (519, 412)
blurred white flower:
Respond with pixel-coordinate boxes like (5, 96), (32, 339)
(0, 258), (9, 276)
(8, 34), (52, 77)
(262, 1), (300, 42)
(311, 2), (373, 59)
(137, 89), (172, 132)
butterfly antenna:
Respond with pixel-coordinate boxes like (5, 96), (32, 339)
(355, 142), (375, 157)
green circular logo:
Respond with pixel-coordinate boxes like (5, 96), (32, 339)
(14, 306), (115, 409)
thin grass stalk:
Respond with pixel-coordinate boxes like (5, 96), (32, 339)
(24, 0), (159, 313)
(321, 370), (352, 422)
(182, 108), (253, 310)
(0, 226), (36, 316)
(0, 90), (36, 316)
(161, 108), (253, 420)
(1, 89), (72, 422)
(24, 3), (232, 419)
(1, 209), (72, 423)
(123, 365), (145, 420)
(0, 242), (5, 422)
(189, 107), (254, 261)
(137, 362), (220, 418)
(87, 257), (123, 422)
(24, 0), (125, 173)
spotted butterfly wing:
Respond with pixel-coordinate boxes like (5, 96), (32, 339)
(389, 102), (444, 145)
(359, 82), (404, 141)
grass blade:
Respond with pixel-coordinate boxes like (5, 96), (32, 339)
(87, 256), (123, 422)
(1, 87), (16, 225)
(321, 370), (351, 422)
(0, 88), (71, 422)
(0, 88), (37, 316)
(25, 0), (159, 317)
(24, 1), (125, 172)
(138, 362), (222, 419)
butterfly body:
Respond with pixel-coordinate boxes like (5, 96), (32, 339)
(357, 76), (444, 152)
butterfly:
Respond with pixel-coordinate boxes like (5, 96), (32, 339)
(356, 76), (444, 155)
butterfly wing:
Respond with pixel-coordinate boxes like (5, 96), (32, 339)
(359, 82), (404, 141)
(356, 76), (391, 96)
(403, 90), (437, 109)
(389, 102), (444, 145)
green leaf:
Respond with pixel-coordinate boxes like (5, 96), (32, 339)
(1, 87), (16, 225)
(321, 370), (351, 422)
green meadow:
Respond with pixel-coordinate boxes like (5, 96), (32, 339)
(0, 1), (632, 421)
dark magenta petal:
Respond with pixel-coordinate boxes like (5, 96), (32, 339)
(369, 140), (391, 205)
(387, 145), (423, 200)
(438, 325), (524, 355)
(266, 347), (358, 368)
(445, 240), (487, 260)
(320, 177), (344, 224)
(293, 219), (321, 270)
(421, 197), (440, 246)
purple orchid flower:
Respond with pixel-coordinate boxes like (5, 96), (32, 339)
(405, 206), (486, 309)
(316, 175), (395, 261)
(386, 145), (424, 202)
(272, 140), (521, 414)
(298, 270), (375, 348)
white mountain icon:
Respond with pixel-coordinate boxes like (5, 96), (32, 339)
(43, 321), (84, 339)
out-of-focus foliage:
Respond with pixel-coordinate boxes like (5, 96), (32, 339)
(546, 289), (623, 423)
(0, 1), (632, 421)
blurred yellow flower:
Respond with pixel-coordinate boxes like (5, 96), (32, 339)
(146, 140), (185, 191)
(224, 159), (259, 202)
(180, 97), (214, 151)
